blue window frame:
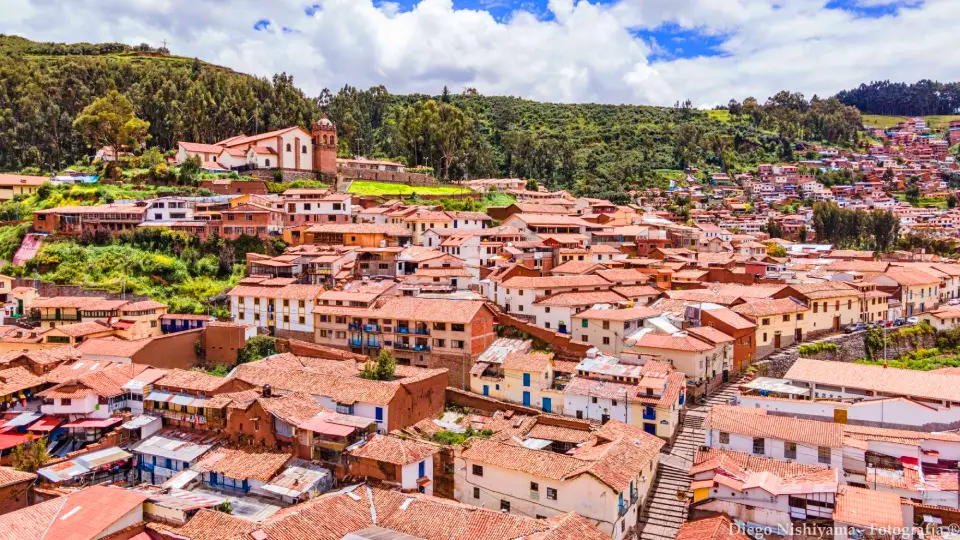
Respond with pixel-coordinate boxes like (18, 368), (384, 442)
(522, 373), (531, 387)
(375, 407), (383, 422)
(483, 385), (489, 396)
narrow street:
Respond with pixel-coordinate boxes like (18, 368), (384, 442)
(636, 381), (742, 540)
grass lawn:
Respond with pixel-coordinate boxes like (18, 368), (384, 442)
(862, 114), (960, 131)
(706, 110), (732, 122)
(348, 181), (473, 196)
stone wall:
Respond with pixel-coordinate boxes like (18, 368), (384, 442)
(340, 167), (437, 186)
(12, 279), (150, 302)
(751, 329), (936, 379)
(249, 168), (319, 182)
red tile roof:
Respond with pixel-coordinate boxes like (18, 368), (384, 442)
(192, 447), (290, 482)
(0, 485), (148, 540)
(349, 435), (439, 466)
(833, 485), (904, 530)
(705, 405), (844, 448)
(675, 515), (752, 540)
(631, 333), (714, 353)
(732, 298), (808, 317)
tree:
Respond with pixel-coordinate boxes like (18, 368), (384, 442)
(9, 435), (49, 472)
(215, 500), (233, 514)
(863, 325), (887, 361)
(360, 350), (396, 381)
(766, 218), (783, 238)
(238, 335), (277, 364)
(798, 225), (808, 243)
(72, 90), (150, 154)
(766, 243), (787, 257)
(525, 179), (540, 191)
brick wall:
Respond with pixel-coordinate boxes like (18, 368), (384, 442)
(495, 310), (592, 361)
(387, 371), (448, 432)
(0, 478), (33, 515)
(12, 280), (150, 302)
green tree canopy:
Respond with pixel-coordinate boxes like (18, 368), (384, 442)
(72, 90), (150, 154)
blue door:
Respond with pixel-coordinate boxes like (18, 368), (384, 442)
(522, 373), (531, 387)
(483, 385), (489, 396)
(375, 407), (383, 422)
(522, 391), (531, 406)
(418, 461), (426, 478)
(542, 397), (552, 413)
(644, 423), (656, 435)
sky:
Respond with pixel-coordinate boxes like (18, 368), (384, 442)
(3, 0), (958, 107)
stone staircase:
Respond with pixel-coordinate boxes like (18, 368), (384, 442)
(636, 379), (744, 540)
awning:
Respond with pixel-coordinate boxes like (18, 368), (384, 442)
(4, 412), (41, 427)
(0, 433), (31, 450)
(121, 415), (161, 430)
(145, 392), (173, 403)
(28, 416), (63, 432)
(171, 395), (194, 406)
(298, 415), (356, 437)
(62, 417), (122, 429)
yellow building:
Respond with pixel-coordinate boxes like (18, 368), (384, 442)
(774, 282), (862, 336)
(731, 298), (810, 359)
(0, 174), (47, 202)
(469, 349), (566, 415)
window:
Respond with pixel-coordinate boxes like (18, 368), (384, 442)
(762, 318), (770, 326)
(473, 487), (480, 499)
(472, 465), (483, 476)
(783, 314), (790, 322)
(453, 340), (465, 349)
(286, 143), (292, 151)
(302, 145), (307, 153)
(753, 437), (765, 455)
(818, 446), (831, 464)
(452, 324), (465, 332)
(582, 319), (588, 328)
(500, 500), (510, 512)
(61, 398), (72, 406)
(788, 496), (807, 509)
(784, 441), (797, 459)
(530, 481), (539, 492)
(547, 487), (557, 500)
(602, 337), (610, 345)
(719, 432), (729, 444)
(591, 396), (598, 404)
(265, 158), (271, 167)
(602, 321), (610, 330)
(797, 313), (804, 321)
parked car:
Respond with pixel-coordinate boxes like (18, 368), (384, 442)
(882, 320), (894, 328)
(894, 318), (906, 326)
(845, 323), (867, 334)
(948, 299), (960, 306)
(907, 316), (920, 325)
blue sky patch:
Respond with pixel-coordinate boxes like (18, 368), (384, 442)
(633, 24), (728, 61)
(305, 4), (321, 16)
(825, 0), (924, 18)
(253, 19), (271, 31)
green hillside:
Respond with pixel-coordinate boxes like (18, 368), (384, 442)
(0, 35), (863, 202)
(861, 114), (960, 131)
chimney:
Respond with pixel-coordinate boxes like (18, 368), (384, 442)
(263, 384), (272, 397)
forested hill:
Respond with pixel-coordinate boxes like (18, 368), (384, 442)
(0, 35), (862, 201)
(836, 80), (960, 117)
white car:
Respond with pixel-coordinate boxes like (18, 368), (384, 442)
(949, 299), (960, 306)
(906, 316), (920, 325)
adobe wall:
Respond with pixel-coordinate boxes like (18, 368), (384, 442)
(12, 280), (150, 302)
(0, 479), (33, 516)
(249, 168), (319, 183)
(388, 372), (448, 432)
(135, 329), (203, 370)
(339, 167), (437, 186)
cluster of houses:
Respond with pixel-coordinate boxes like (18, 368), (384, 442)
(5, 115), (960, 538)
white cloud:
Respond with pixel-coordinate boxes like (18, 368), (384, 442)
(1, 0), (957, 106)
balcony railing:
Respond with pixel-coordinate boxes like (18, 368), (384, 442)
(364, 324), (380, 332)
(394, 342), (411, 350)
(413, 344), (430, 352)
(618, 503), (628, 517)
(414, 328), (430, 335)
(631, 489), (639, 505)
(397, 327), (411, 334)
(366, 340), (381, 349)
(349, 338), (363, 347)
(642, 408), (656, 421)
(348, 323), (362, 331)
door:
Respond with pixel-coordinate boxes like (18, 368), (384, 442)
(483, 385), (489, 396)
(722, 370), (729, 383)
(522, 391), (531, 406)
(418, 461), (426, 478)
(833, 316), (840, 331)
(774, 333), (781, 349)
(542, 397), (552, 413)
(644, 423), (657, 435)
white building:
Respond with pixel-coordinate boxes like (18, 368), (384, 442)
(704, 405), (845, 470)
(455, 420), (663, 540)
(228, 280), (324, 338)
